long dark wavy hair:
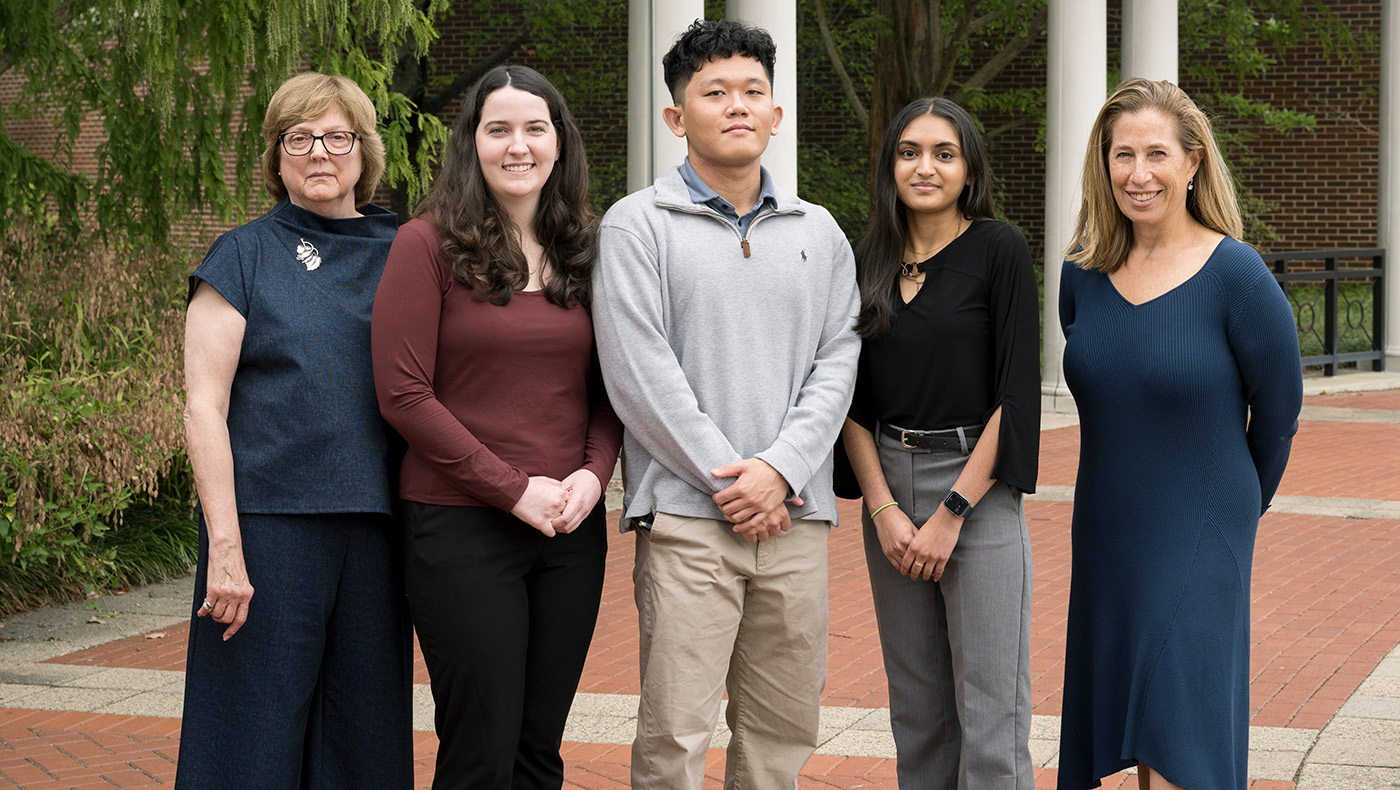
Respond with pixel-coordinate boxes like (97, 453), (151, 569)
(853, 97), (996, 338)
(416, 65), (597, 308)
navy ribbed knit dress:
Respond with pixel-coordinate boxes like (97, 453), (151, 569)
(1056, 237), (1303, 790)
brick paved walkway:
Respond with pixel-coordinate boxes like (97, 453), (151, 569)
(1, 384), (1397, 788)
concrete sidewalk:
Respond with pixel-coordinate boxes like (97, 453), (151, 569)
(0, 371), (1397, 789)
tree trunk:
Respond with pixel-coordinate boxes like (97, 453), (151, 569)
(869, 0), (946, 178)
(388, 1), (429, 224)
(386, 11), (531, 222)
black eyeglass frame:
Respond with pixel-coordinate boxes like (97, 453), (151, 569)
(278, 130), (359, 156)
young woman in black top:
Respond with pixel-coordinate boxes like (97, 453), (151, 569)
(842, 97), (1040, 788)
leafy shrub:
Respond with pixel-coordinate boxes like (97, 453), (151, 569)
(0, 220), (190, 604)
(799, 142), (870, 240)
(0, 469), (200, 618)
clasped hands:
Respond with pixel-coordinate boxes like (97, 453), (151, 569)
(872, 503), (962, 582)
(511, 470), (602, 536)
(711, 458), (802, 543)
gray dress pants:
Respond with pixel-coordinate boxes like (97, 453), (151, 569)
(864, 429), (1034, 789)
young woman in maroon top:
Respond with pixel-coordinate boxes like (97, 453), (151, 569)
(371, 65), (622, 790)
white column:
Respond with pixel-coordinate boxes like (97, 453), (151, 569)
(1383, 0), (1400, 366)
(627, 0), (653, 193)
(727, 0), (798, 193)
(653, 0), (703, 179)
(628, 0), (703, 192)
(1043, 0), (1107, 412)
(1121, 0), (1177, 83)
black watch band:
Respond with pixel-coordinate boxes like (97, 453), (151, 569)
(943, 490), (972, 517)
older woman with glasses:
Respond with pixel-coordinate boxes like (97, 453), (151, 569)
(177, 71), (413, 788)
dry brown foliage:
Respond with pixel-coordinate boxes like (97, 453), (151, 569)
(0, 220), (186, 572)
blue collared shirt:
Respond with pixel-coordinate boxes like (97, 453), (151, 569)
(677, 157), (778, 236)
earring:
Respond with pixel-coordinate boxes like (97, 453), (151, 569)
(1188, 179), (1194, 191)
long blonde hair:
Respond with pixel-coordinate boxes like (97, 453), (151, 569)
(1067, 78), (1242, 273)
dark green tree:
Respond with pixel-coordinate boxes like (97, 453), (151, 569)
(384, 0), (617, 221)
(801, 0), (1369, 240)
(0, 0), (441, 245)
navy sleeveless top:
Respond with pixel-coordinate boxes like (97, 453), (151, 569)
(189, 199), (398, 515)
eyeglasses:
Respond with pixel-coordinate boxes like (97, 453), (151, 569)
(279, 130), (358, 156)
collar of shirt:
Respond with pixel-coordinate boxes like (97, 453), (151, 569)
(677, 157), (777, 234)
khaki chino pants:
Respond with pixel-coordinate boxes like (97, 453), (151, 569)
(631, 512), (830, 790)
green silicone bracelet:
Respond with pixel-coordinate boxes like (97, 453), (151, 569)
(870, 501), (898, 519)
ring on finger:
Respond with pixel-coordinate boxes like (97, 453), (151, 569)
(200, 600), (214, 611)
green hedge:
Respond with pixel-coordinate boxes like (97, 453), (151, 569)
(1281, 282), (1380, 370)
(0, 222), (194, 614)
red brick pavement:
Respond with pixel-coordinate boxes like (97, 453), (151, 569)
(1277, 422), (1400, 500)
(0, 710), (444, 789)
(1303, 388), (1400, 410)
(1039, 418), (1400, 500)
(0, 713), (1293, 790)
(46, 620), (438, 687)
(57, 452), (1400, 731)
(38, 504), (1395, 787)
(0, 710), (180, 789)
(1249, 510), (1400, 728)
(1038, 425), (1082, 488)
(25, 390), (1400, 788)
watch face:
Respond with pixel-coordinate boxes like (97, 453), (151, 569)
(944, 490), (971, 516)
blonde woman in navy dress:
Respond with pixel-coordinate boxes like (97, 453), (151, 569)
(843, 97), (1040, 788)
(1057, 78), (1302, 790)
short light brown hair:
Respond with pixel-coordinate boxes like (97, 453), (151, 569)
(1067, 78), (1242, 273)
(260, 72), (385, 207)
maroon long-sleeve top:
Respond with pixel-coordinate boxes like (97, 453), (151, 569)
(371, 216), (622, 511)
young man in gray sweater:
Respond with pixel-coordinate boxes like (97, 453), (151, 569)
(591, 18), (861, 790)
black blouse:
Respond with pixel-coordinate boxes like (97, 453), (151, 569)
(849, 219), (1040, 494)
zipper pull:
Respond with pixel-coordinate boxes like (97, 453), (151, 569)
(741, 239), (751, 258)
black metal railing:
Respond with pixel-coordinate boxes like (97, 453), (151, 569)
(1262, 248), (1385, 376)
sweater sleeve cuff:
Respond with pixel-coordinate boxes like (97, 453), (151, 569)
(755, 438), (814, 499)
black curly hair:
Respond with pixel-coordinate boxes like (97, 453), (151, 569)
(662, 18), (777, 103)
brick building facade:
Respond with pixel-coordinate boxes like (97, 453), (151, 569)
(2, 2), (1383, 263)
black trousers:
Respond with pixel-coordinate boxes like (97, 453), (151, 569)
(402, 500), (607, 790)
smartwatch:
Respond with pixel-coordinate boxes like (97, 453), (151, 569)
(942, 490), (972, 517)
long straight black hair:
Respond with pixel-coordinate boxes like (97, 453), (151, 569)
(853, 97), (996, 338)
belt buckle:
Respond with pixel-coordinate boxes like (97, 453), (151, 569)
(900, 430), (919, 449)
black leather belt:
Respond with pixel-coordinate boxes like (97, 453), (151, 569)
(879, 423), (982, 453)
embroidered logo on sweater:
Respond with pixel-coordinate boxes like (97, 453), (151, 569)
(295, 239), (322, 271)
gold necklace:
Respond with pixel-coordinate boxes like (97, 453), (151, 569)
(901, 218), (965, 278)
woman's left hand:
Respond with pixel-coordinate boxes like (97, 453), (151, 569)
(554, 470), (603, 534)
(900, 507), (963, 581)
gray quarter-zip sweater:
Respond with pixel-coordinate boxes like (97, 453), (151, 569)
(593, 167), (861, 530)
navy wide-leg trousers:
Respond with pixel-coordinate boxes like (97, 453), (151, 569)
(176, 512), (414, 790)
